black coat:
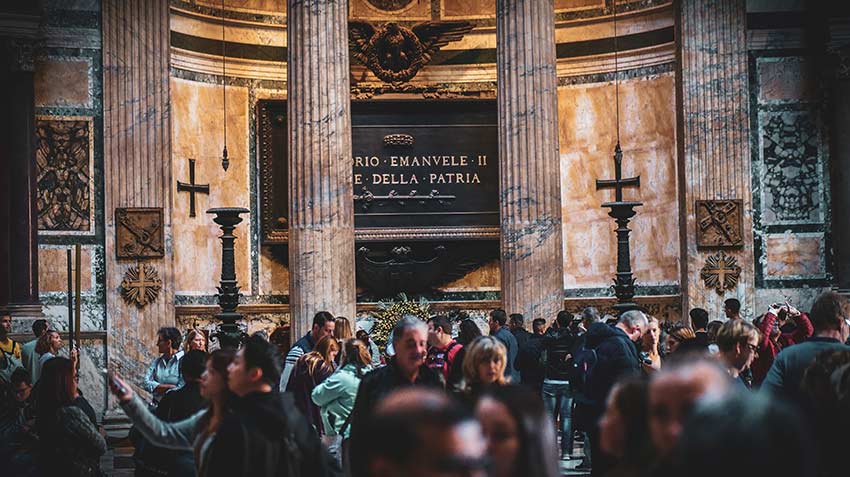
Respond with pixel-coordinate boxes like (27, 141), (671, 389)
(207, 391), (340, 477)
(541, 328), (576, 381)
(583, 322), (641, 417)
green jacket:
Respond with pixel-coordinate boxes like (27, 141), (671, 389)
(311, 363), (368, 438)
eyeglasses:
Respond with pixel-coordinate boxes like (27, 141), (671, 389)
(746, 343), (759, 353)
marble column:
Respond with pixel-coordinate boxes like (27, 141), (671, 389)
(496, 0), (565, 323)
(0, 39), (42, 322)
(829, 48), (850, 293)
(287, 0), (355, 339)
(103, 0), (174, 390)
(678, 0), (755, 313)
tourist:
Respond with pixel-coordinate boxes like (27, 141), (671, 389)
(762, 291), (850, 410)
(34, 329), (63, 382)
(662, 323), (698, 358)
(706, 320), (723, 354)
(136, 349), (208, 475)
(425, 314), (463, 383)
(211, 335), (337, 476)
(715, 319), (760, 390)
(0, 313), (21, 361)
(751, 302), (813, 386)
(647, 359), (732, 474)
(571, 307), (601, 472)
(476, 385), (560, 477)
(459, 335), (509, 404)
(583, 310), (648, 476)
(360, 387), (488, 477)
(348, 316), (444, 477)
(447, 318), (483, 391)
(509, 313), (531, 351)
(532, 317), (547, 335)
(723, 298), (742, 321)
(515, 316), (546, 392)
(356, 329), (382, 367)
(184, 328), (207, 353)
(0, 341), (22, 383)
(286, 335), (339, 434)
(641, 316), (662, 371)
(144, 327), (185, 406)
(311, 338), (373, 467)
(598, 377), (655, 477)
(280, 311), (335, 389)
(36, 356), (106, 477)
(689, 308), (709, 347)
(0, 367), (37, 475)
(335, 316), (353, 341)
(111, 349), (236, 477)
(669, 393), (815, 477)
(540, 309), (577, 459)
(488, 309), (519, 382)
(800, 349), (850, 477)
(20, 318), (48, 383)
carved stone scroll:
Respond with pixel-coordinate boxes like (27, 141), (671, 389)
(115, 208), (164, 259)
(696, 199), (744, 248)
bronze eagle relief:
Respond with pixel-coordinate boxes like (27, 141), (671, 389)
(348, 20), (474, 84)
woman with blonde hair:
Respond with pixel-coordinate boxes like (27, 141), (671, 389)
(460, 335), (509, 403)
(286, 335), (339, 434)
(184, 328), (207, 353)
(334, 316), (353, 341)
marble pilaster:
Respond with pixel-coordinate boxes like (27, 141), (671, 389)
(678, 0), (755, 314)
(496, 0), (565, 322)
(829, 47), (850, 293)
(102, 0), (174, 397)
(286, 0), (355, 338)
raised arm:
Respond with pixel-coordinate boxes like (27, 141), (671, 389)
(120, 395), (202, 450)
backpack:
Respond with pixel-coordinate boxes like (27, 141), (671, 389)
(427, 341), (461, 379)
(569, 346), (598, 396)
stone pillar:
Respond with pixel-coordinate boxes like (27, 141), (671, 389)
(496, 0), (565, 322)
(287, 0), (355, 338)
(0, 39), (43, 322)
(103, 0), (174, 385)
(677, 0), (755, 314)
(829, 48), (850, 292)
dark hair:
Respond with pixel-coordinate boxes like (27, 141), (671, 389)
(428, 315), (452, 335)
(706, 320), (724, 343)
(556, 310), (573, 327)
(607, 377), (654, 466)
(158, 327), (181, 350)
(457, 319), (482, 346)
(356, 329), (369, 341)
(312, 311), (334, 329)
(689, 308), (709, 330)
(202, 349), (237, 435)
(509, 313), (524, 327)
(479, 386), (560, 477)
(35, 329), (59, 355)
(490, 309), (507, 326)
(36, 357), (75, 433)
(32, 319), (49, 338)
(242, 334), (281, 386)
(181, 349), (207, 381)
(671, 393), (815, 477)
(809, 291), (848, 333)
(532, 318), (547, 330)
(724, 299), (741, 314)
(11, 367), (31, 386)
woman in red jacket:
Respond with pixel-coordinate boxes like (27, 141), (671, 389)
(751, 303), (813, 386)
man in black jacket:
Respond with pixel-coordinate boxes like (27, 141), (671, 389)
(540, 310), (578, 459)
(210, 335), (340, 477)
(583, 310), (648, 476)
(349, 316), (444, 477)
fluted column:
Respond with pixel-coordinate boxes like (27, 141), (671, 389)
(287, 0), (355, 338)
(496, 0), (565, 323)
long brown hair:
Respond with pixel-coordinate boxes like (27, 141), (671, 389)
(35, 329), (59, 355)
(343, 339), (372, 377)
(203, 349), (236, 435)
(302, 336), (339, 376)
(334, 316), (353, 340)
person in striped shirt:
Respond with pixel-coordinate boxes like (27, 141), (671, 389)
(279, 311), (336, 390)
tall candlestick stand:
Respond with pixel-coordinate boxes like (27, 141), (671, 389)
(207, 207), (250, 349)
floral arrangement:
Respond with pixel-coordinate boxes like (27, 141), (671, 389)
(370, 293), (430, 351)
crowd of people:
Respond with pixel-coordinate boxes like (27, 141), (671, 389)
(1, 289), (849, 477)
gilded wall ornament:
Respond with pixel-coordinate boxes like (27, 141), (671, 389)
(696, 199), (743, 248)
(700, 252), (741, 294)
(115, 208), (164, 259)
(349, 21), (473, 84)
(120, 263), (162, 308)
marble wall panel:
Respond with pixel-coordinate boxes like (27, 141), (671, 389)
(38, 246), (93, 292)
(438, 260), (500, 292)
(764, 233), (824, 278)
(170, 78), (251, 295)
(34, 57), (92, 108)
(754, 286), (829, 318)
(558, 73), (679, 288)
(757, 57), (815, 103)
(442, 0), (494, 18)
(259, 246), (289, 295)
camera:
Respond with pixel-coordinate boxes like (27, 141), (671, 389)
(639, 351), (652, 365)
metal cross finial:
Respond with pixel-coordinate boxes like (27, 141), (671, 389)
(177, 159), (210, 217)
(596, 142), (640, 202)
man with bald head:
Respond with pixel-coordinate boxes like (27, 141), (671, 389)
(355, 388), (487, 477)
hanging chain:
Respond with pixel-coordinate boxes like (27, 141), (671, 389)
(221, 0), (229, 171)
(614, 0), (620, 146)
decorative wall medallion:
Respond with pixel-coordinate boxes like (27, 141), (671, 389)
(120, 263), (162, 308)
(383, 133), (414, 146)
(349, 21), (474, 83)
(115, 208), (164, 259)
(700, 252), (741, 294)
(35, 118), (93, 233)
(695, 200), (743, 248)
(761, 112), (821, 223)
(365, 0), (414, 11)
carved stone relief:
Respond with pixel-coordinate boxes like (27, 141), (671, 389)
(35, 118), (92, 232)
(115, 208), (164, 259)
(695, 200), (743, 248)
(700, 252), (741, 294)
(120, 263), (162, 308)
